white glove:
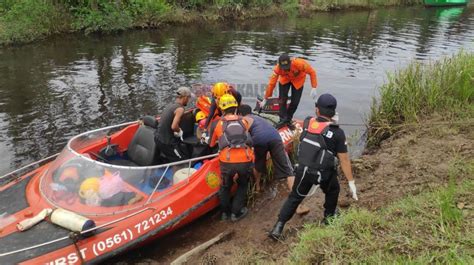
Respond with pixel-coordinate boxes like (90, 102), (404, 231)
(348, 180), (358, 201)
(310, 89), (317, 100)
(260, 99), (267, 108)
(200, 132), (209, 144)
(174, 128), (184, 141)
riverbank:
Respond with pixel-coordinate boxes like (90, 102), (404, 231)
(282, 51), (474, 263)
(0, 0), (424, 46)
(110, 51), (473, 264)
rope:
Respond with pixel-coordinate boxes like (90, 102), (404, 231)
(338, 120), (474, 128)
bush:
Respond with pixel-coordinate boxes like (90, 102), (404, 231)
(129, 0), (171, 27)
(0, 0), (70, 45)
(72, 1), (133, 34)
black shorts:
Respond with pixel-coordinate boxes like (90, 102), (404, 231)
(254, 140), (294, 179)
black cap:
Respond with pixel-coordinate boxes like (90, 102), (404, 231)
(278, 53), (291, 70)
(316, 93), (337, 117)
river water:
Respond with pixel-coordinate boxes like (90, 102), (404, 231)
(0, 6), (473, 175)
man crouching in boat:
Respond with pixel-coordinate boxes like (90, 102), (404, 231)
(156, 87), (194, 162)
(208, 94), (254, 222)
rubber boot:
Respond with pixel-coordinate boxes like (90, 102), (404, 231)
(231, 207), (248, 222)
(269, 221), (285, 240)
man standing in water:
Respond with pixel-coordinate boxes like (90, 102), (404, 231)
(269, 94), (358, 240)
(263, 53), (318, 128)
(155, 87), (194, 162)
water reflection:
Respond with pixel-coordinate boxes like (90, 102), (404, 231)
(0, 6), (473, 174)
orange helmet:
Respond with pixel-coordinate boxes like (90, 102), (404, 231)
(212, 82), (230, 99)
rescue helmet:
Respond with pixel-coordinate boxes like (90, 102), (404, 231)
(79, 177), (100, 198)
(218, 94), (238, 111)
(212, 82), (230, 99)
(195, 111), (207, 122)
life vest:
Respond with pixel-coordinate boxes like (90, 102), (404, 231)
(218, 115), (253, 161)
(297, 117), (336, 171)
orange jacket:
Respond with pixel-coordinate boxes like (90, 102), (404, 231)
(265, 58), (318, 99)
(209, 115), (254, 163)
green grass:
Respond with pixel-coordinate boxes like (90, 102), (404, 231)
(0, 0), (426, 46)
(368, 51), (474, 147)
(0, 0), (71, 45)
(289, 157), (474, 264)
(311, 0), (422, 11)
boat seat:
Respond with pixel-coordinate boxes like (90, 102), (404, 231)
(112, 116), (158, 167)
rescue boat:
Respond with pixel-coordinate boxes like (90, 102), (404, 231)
(0, 107), (302, 264)
(424, 0), (470, 6)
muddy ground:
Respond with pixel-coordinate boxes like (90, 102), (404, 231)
(111, 120), (474, 264)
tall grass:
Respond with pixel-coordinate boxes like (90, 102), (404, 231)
(288, 158), (474, 264)
(368, 51), (474, 147)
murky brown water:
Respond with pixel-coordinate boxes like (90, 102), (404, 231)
(0, 5), (473, 264)
(0, 6), (473, 174)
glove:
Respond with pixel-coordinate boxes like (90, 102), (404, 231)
(259, 99), (267, 108)
(200, 132), (209, 144)
(348, 180), (358, 201)
(174, 128), (184, 141)
(310, 89), (317, 100)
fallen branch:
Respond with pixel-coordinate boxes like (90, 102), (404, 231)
(170, 230), (234, 265)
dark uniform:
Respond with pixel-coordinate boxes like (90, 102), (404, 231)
(155, 103), (190, 162)
(249, 114), (293, 179)
(278, 116), (347, 222)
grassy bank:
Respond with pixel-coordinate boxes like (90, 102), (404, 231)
(0, 0), (423, 46)
(368, 51), (474, 147)
(287, 51), (474, 264)
(290, 162), (473, 264)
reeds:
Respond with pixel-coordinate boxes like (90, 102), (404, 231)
(368, 51), (474, 147)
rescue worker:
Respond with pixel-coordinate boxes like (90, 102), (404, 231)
(263, 53), (318, 128)
(156, 87), (194, 162)
(203, 82), (242, 130)
(209, 94), (254, 222)
(269, 93), (358, 240)
(195, 110), (207, 140)
(238, 104), (294, 192)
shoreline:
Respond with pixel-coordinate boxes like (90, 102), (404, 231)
(0, 1), (424, 46)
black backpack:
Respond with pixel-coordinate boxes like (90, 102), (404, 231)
(218, 115), (253, 150)
(297, 117), (336, 172)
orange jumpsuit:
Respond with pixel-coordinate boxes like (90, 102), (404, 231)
(265, 58), (318, 99)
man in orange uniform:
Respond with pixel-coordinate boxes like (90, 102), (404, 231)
(209, 94), (254, 222)
(263, 54), (318, 128)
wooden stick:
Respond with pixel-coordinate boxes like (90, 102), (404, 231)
(170, 230), (233, 265)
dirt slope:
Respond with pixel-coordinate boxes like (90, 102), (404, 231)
(112, 120), (473, 264)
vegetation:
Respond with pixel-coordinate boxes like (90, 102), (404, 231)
(290, 158), (473, 264)
(0, 0), (424, 45)
(286, 52), (474, 264)
(368, 51), (474, 147)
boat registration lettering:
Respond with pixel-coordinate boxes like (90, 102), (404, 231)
(92, 229), (134, 256)
(135, 206), (173, 234)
